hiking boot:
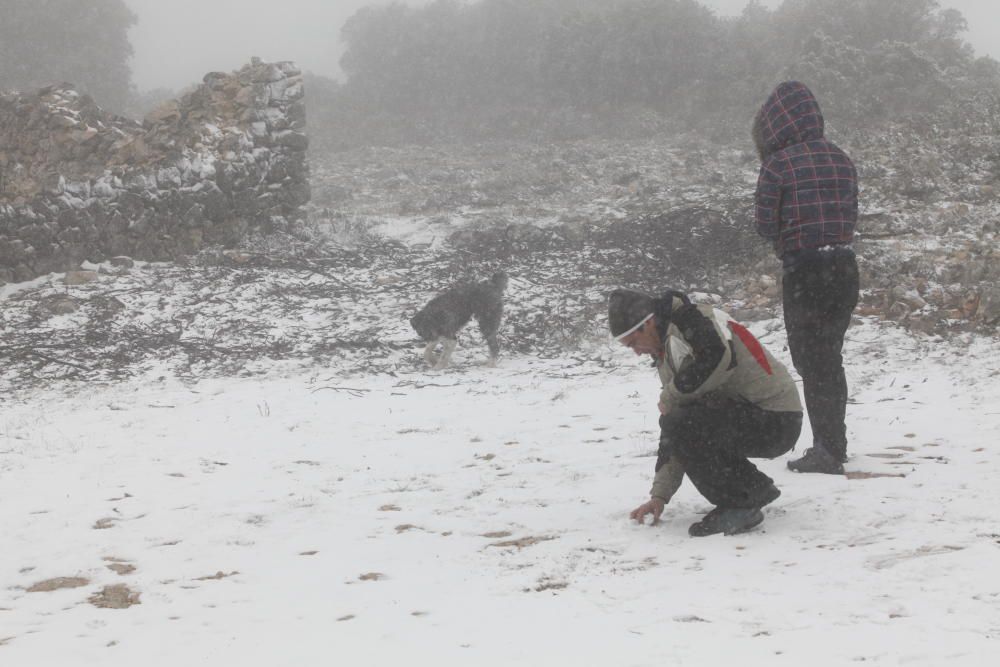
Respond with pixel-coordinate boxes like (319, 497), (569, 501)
(688, 507), (765, 537)
(754, 482), (781, 508)
(810, 441), (849, 463)
(787, 446), (845, 475)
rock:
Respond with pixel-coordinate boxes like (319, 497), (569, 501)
(888, 301), (911, 320)
(891, 285), (928, 310)
(64, 270), (99, 285)
(275, 131), (308, 151)
(758, 274), (780, 297)
(924, 286), (947, 307)
(961, 292), (980, 319)
(32, 294), (80, 316)
(110, 256), (134, 268)
(50, 114), (79, 129)
(976, 288), (1000, 324)
(43, 173), (65, 195)
(0, 59), (310, 281)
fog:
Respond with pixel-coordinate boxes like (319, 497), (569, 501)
(125, 0), (432, 91)
(126, 0), (1000, 92)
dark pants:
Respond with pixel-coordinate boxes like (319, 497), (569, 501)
(782, 248), (859, 460)
(657, 397), (802, 509)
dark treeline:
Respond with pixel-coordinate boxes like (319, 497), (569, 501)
(0, 0), (136, 113)
(313, 0), (1000, 148)
(2, 0), (997, 149)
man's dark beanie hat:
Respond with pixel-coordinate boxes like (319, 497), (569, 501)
(608, 289), (656, 339)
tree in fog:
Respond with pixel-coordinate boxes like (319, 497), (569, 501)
(0, 0), (136, 111)
(329, 0), (996, 146)
(744, 0), (981, 120)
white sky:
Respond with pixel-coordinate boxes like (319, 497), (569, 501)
(126, 0), (999, 91)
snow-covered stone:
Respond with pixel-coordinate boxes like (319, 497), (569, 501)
(0, 59), (310, 282)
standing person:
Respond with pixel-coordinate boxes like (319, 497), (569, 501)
(609, 289), (803, 536)
(753, 81), (860, 475)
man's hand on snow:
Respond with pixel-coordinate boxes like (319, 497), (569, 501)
(630, 497), (665, 525)
(658, 400), (667, 415)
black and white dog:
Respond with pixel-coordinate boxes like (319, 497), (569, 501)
(410, 272), (508, 369)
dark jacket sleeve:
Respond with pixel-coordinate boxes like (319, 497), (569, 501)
(652, 415), (685, 502)
(658, 305), (733, 412)
(671, 305), (727, 394)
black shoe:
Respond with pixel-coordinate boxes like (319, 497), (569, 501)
(787, 446), (845, 475)
(688, 507), (765, 537)
(811, 441), (849, 463)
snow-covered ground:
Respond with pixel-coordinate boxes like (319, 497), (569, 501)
(2, 317), (999, 666)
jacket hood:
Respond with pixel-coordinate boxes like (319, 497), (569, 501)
(753, 81), (825, 158)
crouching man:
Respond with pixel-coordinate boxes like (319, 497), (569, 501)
(609, 289), (803, 536)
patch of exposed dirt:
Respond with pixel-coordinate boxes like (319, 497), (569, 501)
(194, 571), (239, 581)
(89, 584), (141, 609)
(868, 545), (966, 570)
(395, 524), (421, 533)
(846, 471), (907, 480)
(106, 563), (136, 575)
(26, 576), (89, 593)
(487, 535), (555, 549)
(531, 580), (569, 592)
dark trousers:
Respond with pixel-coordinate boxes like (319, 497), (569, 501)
(782, 248), (859, 460)
(657, 397), (802, 509)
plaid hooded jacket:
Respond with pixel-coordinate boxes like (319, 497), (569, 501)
(753, 81), (858, 260)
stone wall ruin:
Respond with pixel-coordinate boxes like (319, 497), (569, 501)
(0, 58), (309, 283)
